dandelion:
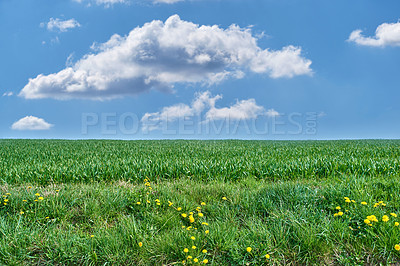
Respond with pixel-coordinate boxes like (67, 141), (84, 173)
(364, 219), (371, 224)
(56, 190), (59, 192)
(265, 254), (270, 259)
(20, 211), (24, 215)
(192, 246), (196, 249)
(246, 247), (252, 252)
(336, 206), (341, 210)
(187, 256), (192, 259)
(189, 215), (195, 223)
(6, 193), (10, 196)
(367, 215), (378, 222)
(391, 213), (398, 217)
(177, 207), (182, 211)
(351, 200), (355, 203)
(90, 235), (94, 238)
(382, 215), (389, 222)
(22, 200), (27, 202)
(155, 199), (160, 202)
(184, 248), (189, 253)
(201, 202), (206, 206)
(156, 203), (161, 206)
(361, 202), (367, 205)
(198, 213), (204, 217)
(182, 226), (186, 229)
(345, 199), (351, 203)
(168, 201), (173, 206)
(136, 202), (141, 205)
(38, 197), (44, 201)
(138, 242), (143, 247)
(222, 197), (227, 200)
(187, 226), (192, 230)
(205, 230), (209, 234)
(202, 222), (209, 226)
(203, 259), (208, 264)
(382, 203), (387, 206)
(182, 213), (187, 218)
(45, 217), (49, 219)
(395, 244), (400, 251)
(4, 199), (8, 202)
(191, 236), (195, 240)
(202, 249), (207, 253)
(194, 258), (199, 263)
(395, 222), (399, 226)
(147, 200), (150, 203)
(3, 203), (6, 205)
(337, 211), (343, 216)
(374, 203), (379, 207)
(344, 197), (349, 200)
(35, 193), (40, 196)
(28, 186), (32, 189)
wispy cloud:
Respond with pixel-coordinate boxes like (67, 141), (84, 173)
(348, 20), (400, 47)
(11, 116), (53, 131)
(2, 92), (13, 97)
(41, 18), (81, 32)
(21, 15), (312, 100)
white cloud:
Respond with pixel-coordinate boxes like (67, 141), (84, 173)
(2, 92), (13, 97)
(73, 0), (128, 7)
(11, 116), (53, 131)
(141, 91), (270, 131)
(348, 21), (400, 47)
(153, 0), (184, 3)
(41, 18), (81, 32)
(21, 15), (312, 100)
(265, 108), (280, 117)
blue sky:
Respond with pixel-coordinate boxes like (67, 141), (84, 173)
(1, 0), (400, 139)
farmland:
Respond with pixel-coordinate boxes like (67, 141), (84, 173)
(1, 139), (400, 265)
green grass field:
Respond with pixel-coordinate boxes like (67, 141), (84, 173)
(1, 139), (400, 265)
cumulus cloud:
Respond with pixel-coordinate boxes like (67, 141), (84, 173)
(2, 92), (13, 97)
(41, 18), (81, 32)
(141, 91), (270, 131)
(21, 15), (312, 100)
(348, 21), (400, 47)
(11, 116), (53, 130)
(265, 108), (280, 117)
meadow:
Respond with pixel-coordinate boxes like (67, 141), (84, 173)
(1, 139), (400, 265)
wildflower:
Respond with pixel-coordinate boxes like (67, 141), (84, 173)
(351, 200), (355, 203)
(183, 248), (189, 253)
(20, 211), (24, 215)
(182, 226), (186, 229)
(395, 244), (400, 251)
(246, 247), (252, 252)
(265, 254), (270, 259)
(189, 215), (195, 223)
(136, 202), (141, 205)
(202, 222), (209, 226)
(138, 242), (143, 247)
(22, 200), (27, 202)
(364, 219), (371, 224)
(168, 201), (173, 206)
(382, 215), (389, 222)
(34, 200), (38, 202)
(201, 202), (206, 206)
(187, 226), (192, 230)
(182, 213), (187, 218)
(4, 199), (8, 202)
(202, 249), (207, 253)
(333, 213), (338, 217)
(56, 190), (59, 192)
(35, 193), (40, 196)
(155, 199), (160, 202)
(344, 197), (349, 200)
(196, 207), (201, 211)
(222, 197), (227, 200)
(177, 207), (182, 211)
(45, 217), (49, 219)
(3, 203), (6, 205)
(337, 211), (343, 216)
(198, 213), (204, 217)
(336, 206), (341, 210)
(189, 212), (193, 215)
(382, 203), (387, 206)
(38, 197), (44, 201)
(205, 230), (209, 234)
(90, 235), (94, 238)
(191, 236), (195, 240)
(156, 203), (161, 206)
(367, 215), (378, 222)
(28, 186), (32, 189)
(395, 222), (399, 226)
(203, 259), (208, 264)
(6, 193), (10, 196)
(374, 203), (379, 207)
(187, 256), (192, 259)
(192, 246), (196, 249)
(147, 200), (150, 203)
(391, 213), (397, 217)
(194, 258), (199, 263)
(361, 202), (367, 205)
(345, 199), (351, 203)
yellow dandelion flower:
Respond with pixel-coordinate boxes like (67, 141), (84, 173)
(194, 258), (198, 263)
(205, 230), (209, 234)
(147, 200), (150, 203)
(4, 199), (8, 202)
(136, 202), (141, 205)
(184, 248), (189, 253)
(189, 215), (195, 223)
(28, 186), (32, 189)
(3, 203), (7, 205)
(345, 199), (351, 203)
(202, 249), (207, 253)
(336, 206), (341, 210)
(203, 259), (208, 264)
(198, 213), (204, 217)
(191, 236), (195, 240)
(344, 197), (349, 200)
(395, 222), (399, 226)
(351, 200), (355, 203)
(337, 211), (343, 216)
(367, 215), (378, 222)
(38, 197), (44, 200)
(333, 213), (338, 217)
(182, 213), (187, 218)
(187, 226), (192, 230)
(222, 197), (227, 200)
(20, 211), (24, 215)
(35, 193), (40, 196)
(189, 212), (193, 215)
(156, 203), (161, 206)
(56, 189), (60, 192)
(395, 244), (400, 251)
(155, 199), (160, 202)
(192, 245), (196, 249)
(22, 200), (27, 202)
(246, 247), (252, 252)
(177, 207), (182, 211)
(361, 202), (367, 205)
(6, 193), (10, 196)
(391, 213), (397, 217)
(382, 203), (387, 206)
(265, 254), (270, 259)
(90, 235), (94, 238)
(45, 217), (49, 219)
(382, 215), (389, 222)
(168, 201), (173, 206)
(374, 203), (379, 207)
(201, 202), (206, 206)
(182, 225), (186, 229)
(202, 222), (209, 226)
(187, 256), (192, 259)
(364, 219), (371, 224)
(138, 242), (143, 247)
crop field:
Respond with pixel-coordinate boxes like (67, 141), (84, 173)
(1, 139), (400, 265)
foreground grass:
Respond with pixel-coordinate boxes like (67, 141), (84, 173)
(1, 175), (400, 265)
